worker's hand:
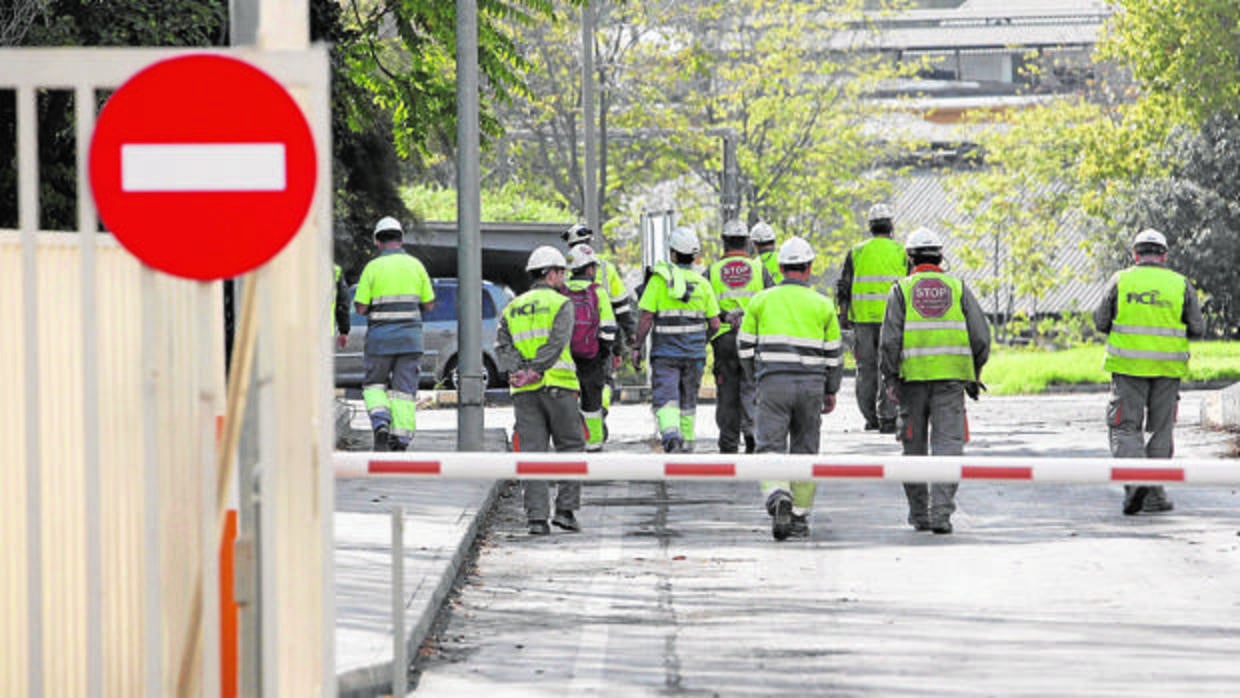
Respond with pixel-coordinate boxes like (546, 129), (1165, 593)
(885, 384), (900, 405)
(725, 308), (744, 327)
(611, 354), (623, 371)
(821, 392), (837, 414)
(839, 316), (853, 331)
(335, 334), (348, 349)
(964, 381), (987, 401)
(630, 349), (644, 370)
(509, 369), (541, 388)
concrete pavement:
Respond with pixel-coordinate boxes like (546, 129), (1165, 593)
(333, 381), (1239, 697)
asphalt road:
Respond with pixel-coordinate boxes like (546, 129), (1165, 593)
(407, 386), (1240, 697)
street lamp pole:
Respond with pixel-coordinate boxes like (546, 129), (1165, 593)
(581, 0), (599, 234)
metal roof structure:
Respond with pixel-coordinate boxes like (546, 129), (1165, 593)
(889, 169), (1110, 317)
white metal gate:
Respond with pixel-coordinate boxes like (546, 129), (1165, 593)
(0, 47), (333, 697)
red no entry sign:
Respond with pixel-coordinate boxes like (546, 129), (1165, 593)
(89, 54), (317, 280)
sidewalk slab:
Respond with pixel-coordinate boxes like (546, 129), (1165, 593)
(334, 428), (508, 698)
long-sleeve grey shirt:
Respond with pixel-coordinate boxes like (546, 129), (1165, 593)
(1092, 261), (1206, 339)
(495, 281), (576, 374)
(879, 267), (991, 387)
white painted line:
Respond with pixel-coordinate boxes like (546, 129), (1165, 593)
(121, 143), (286, 192)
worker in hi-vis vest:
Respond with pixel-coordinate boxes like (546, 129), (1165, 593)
(749, 220), (782, 285)
(708, 219), (773, 454)
(836, 203), (909, 433)
(879, 227), (990, 535)
(1093, 228), (1204, 516)
(632, 226), (720, 454)
(738, 236), (842, 541)
(353, 216), (435, 453)
(496, 246), (587, 536)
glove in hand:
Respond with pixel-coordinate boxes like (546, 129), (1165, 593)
(821, 392), (837, 414)
(965, 381), (987, 401)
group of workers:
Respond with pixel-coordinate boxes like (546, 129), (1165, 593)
(346, 208), (1204, 540)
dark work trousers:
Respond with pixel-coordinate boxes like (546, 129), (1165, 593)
(575, 353), (608, 450)
(711, 330), (756, 452)
(852, 323), (895, 427)
(513, 387), (585, 521)
(897, 380), (965, 527)
(1108, 373), (1180, 504)
(756, 373), (824, 512)
(651, 356), (705, 449)
(363, 352), (421, 448)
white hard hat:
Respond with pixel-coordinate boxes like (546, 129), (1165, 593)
(868, 203), (894, 222)
(1133, 228), (1168, 250)
(561, 223), (593, 245)
(565, 243), (599, 271)
(905, 226), (943, 251)
(749, 221), (776, 244)
(777, 236), (815, 265)
(526, 245), (567, 272)
(668, 226), (701, 255)
(373, 216), (403, 238)
(722, 219), (749, 239)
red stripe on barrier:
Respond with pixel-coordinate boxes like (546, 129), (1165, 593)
(518, 461), (589, 475)
(962, 465), (1033, 480)
(813, 464), (885, 478)
(1111, 467), (1184, 482)
(370, 460), (441, 475)
(666, 462), (736, 477)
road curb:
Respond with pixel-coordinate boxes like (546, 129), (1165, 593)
(335, 480), (503, 698)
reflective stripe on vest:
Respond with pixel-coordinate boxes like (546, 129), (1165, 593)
(897, 272), (974, 381)
(503, 287), (580, 393)
(1103, 266), (1190, 378)
(849, 237), (906, 323)
(737, 283), (841, 379)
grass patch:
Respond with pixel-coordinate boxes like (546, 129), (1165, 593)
(984, 341), (1240, 395)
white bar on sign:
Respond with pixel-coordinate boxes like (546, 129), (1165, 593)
(121, 143), (287, 192)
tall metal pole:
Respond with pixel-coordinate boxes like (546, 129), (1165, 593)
(581, 1), (599, 233)
(721, 133), (739, 223)
(457, 0), (485, 448)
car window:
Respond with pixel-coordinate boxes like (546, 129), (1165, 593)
(482, 289), (496, 319)
(425, 283), (456, 322)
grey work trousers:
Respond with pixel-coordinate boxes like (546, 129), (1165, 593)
(513, 387), (585, 520)
(852, 323), (896, 426)
(1108, 373), (1180, 502)
(711, 330), (756, 452)
(896, 380), (965, 525)
(756, 374), (824, 511)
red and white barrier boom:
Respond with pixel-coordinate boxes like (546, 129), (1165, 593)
(333, 452), (1240, 485)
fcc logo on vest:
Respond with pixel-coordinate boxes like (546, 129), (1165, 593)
(911, 278), (952, 318)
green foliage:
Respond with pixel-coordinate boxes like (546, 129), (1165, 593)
(492, 0), (919, 267)
(1102, 113), (1240, 337)
(340, 0), (556, 162)
(983, 342), (1240, 395)
(1101, 0), (1240, 125)
(401, 183), (576, 222)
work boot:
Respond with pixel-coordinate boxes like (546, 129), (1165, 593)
(551, 510), (581, 532)
(1123, 486), (1151, 516)
(863, 420), (879, 431)
(1142, 487), (1175, 513)
(909, 514), (932, 532)
(768, 492), (793, 541)
(744, 434), (756, 454)
(878, 420), (897, 434)
(372, 425), (391, 452)
(390, 435), (407, 452)
(787, 514), (810, 539)
(527, 520), (551, 536)
(931, 521), (953, 535)
(662, 434), (684, 454)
